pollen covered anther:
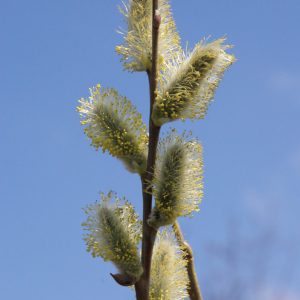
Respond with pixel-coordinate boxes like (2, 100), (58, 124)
(82, 192), (143, 282)
(152, 38), (235, 126)
(148, 130), (204, 229)
(77, 84), (148, 174)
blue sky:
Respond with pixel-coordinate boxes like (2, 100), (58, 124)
(1, 0), (299, 299)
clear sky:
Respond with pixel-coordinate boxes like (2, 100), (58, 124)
(0, 0), (299, 299)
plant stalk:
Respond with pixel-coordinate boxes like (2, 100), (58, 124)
(173, 221), (204, 300)
(135, 1), (161, 299)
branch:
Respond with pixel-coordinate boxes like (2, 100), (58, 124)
(173, 221), (204, 300)
(135, 1), (161, 299)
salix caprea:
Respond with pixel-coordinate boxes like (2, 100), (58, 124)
(78, 1), (234, 299)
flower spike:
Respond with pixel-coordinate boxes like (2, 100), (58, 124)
(77, 84), (148, 174)
(150, 230), (189, 300)
(148, 130), (203, 229)
(152, 38), (235, 126)
(82, 192), (143, 282)
(116, 0), (181, 72)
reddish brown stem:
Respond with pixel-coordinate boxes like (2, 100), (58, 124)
(135, 1), (161, 300)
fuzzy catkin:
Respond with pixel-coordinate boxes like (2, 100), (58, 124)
(148, 131), (203, 229)
(150, 231), (189, 300)
(116, 0), (181, 72)
(152, 38), (235, 126)
(82, 192), (143, 280)
(77, 84), (148, 174)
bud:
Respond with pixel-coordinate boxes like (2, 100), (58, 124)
(77, 84), (148, 174)
(82, 192), (143, 281)
(116, 0), (181, 72)
(150, 230), (189, 300)
(148, 130), (203, 228)
(152, 38), (235, 126)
